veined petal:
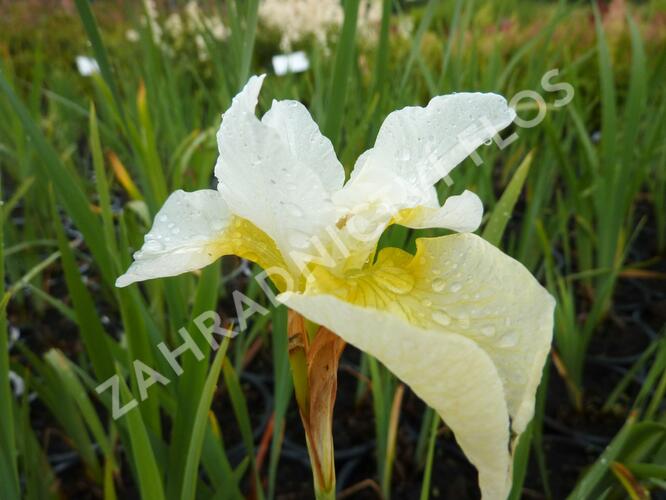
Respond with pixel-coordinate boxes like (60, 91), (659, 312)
(279, 292), (512, 500)
(396, 190), (484, 233)
(214, 75), (342, 269)
(306, 233), (555, 435)
(351, 92), (516, 191)
(116, 189), (291, 289)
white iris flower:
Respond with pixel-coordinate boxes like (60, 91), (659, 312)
(117, 75), (555, 499)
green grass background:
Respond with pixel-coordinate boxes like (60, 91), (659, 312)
(1, 0), (666, 498)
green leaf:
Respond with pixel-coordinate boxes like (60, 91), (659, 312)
(419, 413), (440, 500)
(44, 350), (114, 458)
(223, 357), (263, 498)
(323, 0), (360, 147)
(117, 372), (167, 500)
(179, 337), (231, 500)
(268, 305), (293, 500)
(0, 66), (116, 287)
(50, 188), (115, 381)
(73, 0), (127, 125)
(482, 150), (534, 246)
(0, 175), (20, 500)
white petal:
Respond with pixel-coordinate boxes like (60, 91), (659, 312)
(352, 92), (516, 190)
(116, 190), (230, 287)
(214, 76), (341, 267)
(397, 190), (484, 233)
(262, 99), (344, 192)
(279, 292), (512, 500)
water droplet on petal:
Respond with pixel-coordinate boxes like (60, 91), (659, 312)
(450, 282), (462, 293)
(432, 278), (446, 292)
(143, 240), (164, 252)
(159, 214), (168, 222)
(432, 310), (451, 327)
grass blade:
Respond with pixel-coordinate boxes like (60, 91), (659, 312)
(50, 189), (115, 381)
(117, 373), (167, 500)
(0, 66), (116, 286)
(179, 337), (231, 500)
(323, 0), (360, 147)
(0, 176), (20, 500)
(419, 414), (440, 500)
(73, 0), (126, 125)
(482, 150), (534, 246)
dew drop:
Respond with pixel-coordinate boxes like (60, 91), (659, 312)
(432, 310), (451, 327)
(159, 214), (168, 222)
(431, 278), (446, 292)
(143, 240), (164, 252)
(450, 282), (462, 293)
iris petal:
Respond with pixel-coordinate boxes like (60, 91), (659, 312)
(214, 75), (343, 267)
(279, 291), (513, 500)
(116, 189), (291, 289)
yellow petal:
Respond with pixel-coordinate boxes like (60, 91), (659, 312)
(279, 291), (512, 500)
(307, 233), (555, 435)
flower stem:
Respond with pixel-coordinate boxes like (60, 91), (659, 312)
(287, 310), (345, 500)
